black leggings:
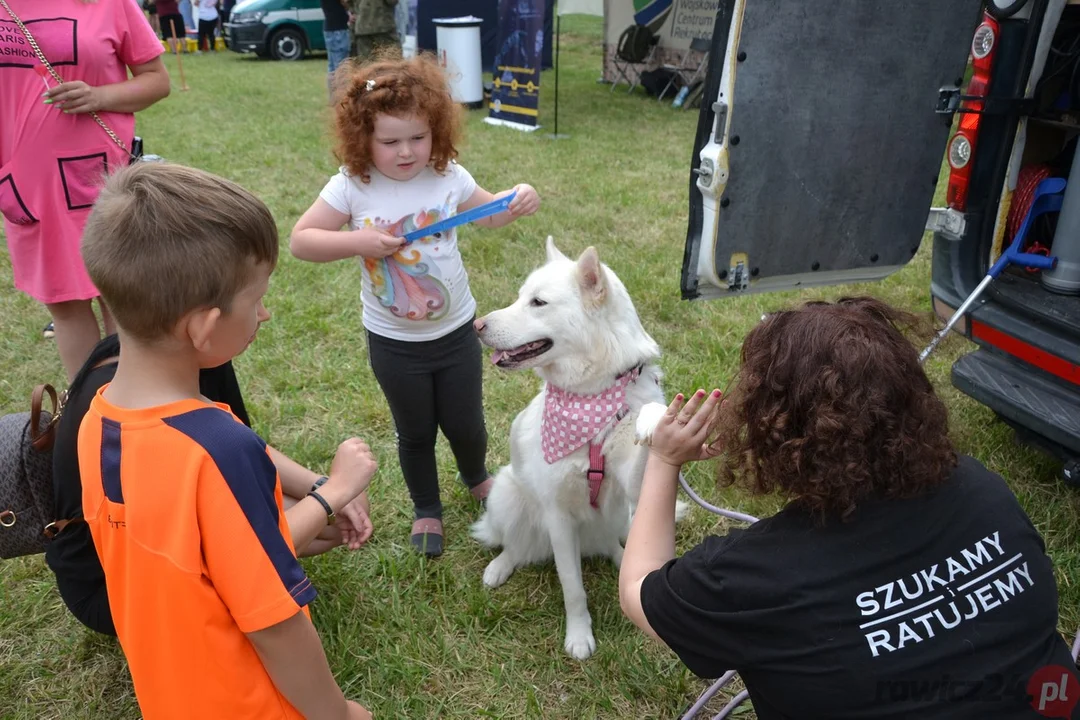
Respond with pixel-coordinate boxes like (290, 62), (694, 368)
(367, 320), (489, 520)
(198, 19), (216, 50)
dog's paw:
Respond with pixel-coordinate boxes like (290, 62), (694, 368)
(482, 554), (516, 589)
(634, 402), (668, 446)
(564, 626), (597, 660)
(675, 499), (690, 523)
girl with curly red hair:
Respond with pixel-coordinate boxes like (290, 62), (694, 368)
(290, 52), (540, 557)
(619, 297), (1078, 718)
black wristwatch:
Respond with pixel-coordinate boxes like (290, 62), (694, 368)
(312, 475), (329, 492)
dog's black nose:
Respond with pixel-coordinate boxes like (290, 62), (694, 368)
(473, 317), (486, 333)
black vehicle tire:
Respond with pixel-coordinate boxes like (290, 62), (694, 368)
(268, 27), (305, 61)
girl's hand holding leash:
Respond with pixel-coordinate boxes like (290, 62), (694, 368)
(501, 184), (540, 218)
(648, 389), (724, 468)
(355, 226), (405, 258)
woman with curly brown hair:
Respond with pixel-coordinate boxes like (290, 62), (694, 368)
(619, 297), (1079, 719)
(290, 52), (540, 557)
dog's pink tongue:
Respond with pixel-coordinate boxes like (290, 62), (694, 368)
(491, 350), (505, 365)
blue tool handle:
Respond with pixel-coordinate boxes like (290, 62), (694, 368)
(992, 177), (1067, 277)
(1013, 253), (1057, 270)
(990, 244), (1058, 275)
(401, 191), (517, 243)
(990, 246), (1058, 275)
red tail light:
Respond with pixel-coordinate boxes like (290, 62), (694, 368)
(946, 13), (1000, 211)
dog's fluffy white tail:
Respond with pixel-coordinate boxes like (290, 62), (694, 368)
(470, 509), (501, 548)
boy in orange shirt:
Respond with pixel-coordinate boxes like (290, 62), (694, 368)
(78, 162), (374, 720)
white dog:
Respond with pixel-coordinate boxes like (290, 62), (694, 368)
(471, 237), (674, 660)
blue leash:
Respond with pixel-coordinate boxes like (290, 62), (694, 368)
(401, 191), (517, 243)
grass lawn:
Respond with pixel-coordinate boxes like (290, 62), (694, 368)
(1, 14), (1078, 719)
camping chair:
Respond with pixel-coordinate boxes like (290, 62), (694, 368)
(682, 670), (750, 719)
(610, 23), (660, 94)
(658, 36), (711, 104)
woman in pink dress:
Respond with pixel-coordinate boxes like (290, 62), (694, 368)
(0, 0), (170, 380)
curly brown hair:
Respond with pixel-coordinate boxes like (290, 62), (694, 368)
(331, 50), (463, 183)
(711, 297), (957, 522)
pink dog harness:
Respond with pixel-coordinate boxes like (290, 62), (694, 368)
(541, 366), (642, 509)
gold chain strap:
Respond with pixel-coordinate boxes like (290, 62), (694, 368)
(0, 0), (131, 155)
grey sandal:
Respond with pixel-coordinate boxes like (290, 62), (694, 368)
(410, 517), (443, 557)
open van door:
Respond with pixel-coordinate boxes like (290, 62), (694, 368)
(683, 0), (985, 299)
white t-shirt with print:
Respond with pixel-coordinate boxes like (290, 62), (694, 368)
(319, 162), (479, 342)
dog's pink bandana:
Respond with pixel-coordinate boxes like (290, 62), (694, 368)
(541, 367), (641, 465)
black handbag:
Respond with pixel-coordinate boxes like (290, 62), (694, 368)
(0, 385), (79, 559)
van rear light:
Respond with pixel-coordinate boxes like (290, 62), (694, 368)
(946, 13), (1000, 212)
(947, 134), (974, 205)
(972, 23), (995, 59)
(949, 134), (972, 169)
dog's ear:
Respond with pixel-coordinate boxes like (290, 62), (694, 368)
(576, 246), (607, 307)
(545, 235), (569, 263)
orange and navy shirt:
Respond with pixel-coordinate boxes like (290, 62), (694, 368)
(79, 389), (315, 719)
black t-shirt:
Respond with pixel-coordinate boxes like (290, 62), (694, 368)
(640, 455), (1080, 719)
(44, 338), (251, 592)
(320, 0), (349, 33)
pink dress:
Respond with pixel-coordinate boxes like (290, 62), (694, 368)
(0, 0), (164, 304)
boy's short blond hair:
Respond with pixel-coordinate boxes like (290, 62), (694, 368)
(82, 163), (279, 342)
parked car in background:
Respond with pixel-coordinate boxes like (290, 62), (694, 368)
(224, 0), (326, 61)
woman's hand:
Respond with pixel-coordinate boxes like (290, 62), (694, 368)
(647, 389), (723, 468)
(46, 81), (105, 114)
(43, 58), (169, 115)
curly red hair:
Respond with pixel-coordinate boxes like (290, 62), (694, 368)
(331, 51), (463, 183)
(711, 297), (957, 523)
